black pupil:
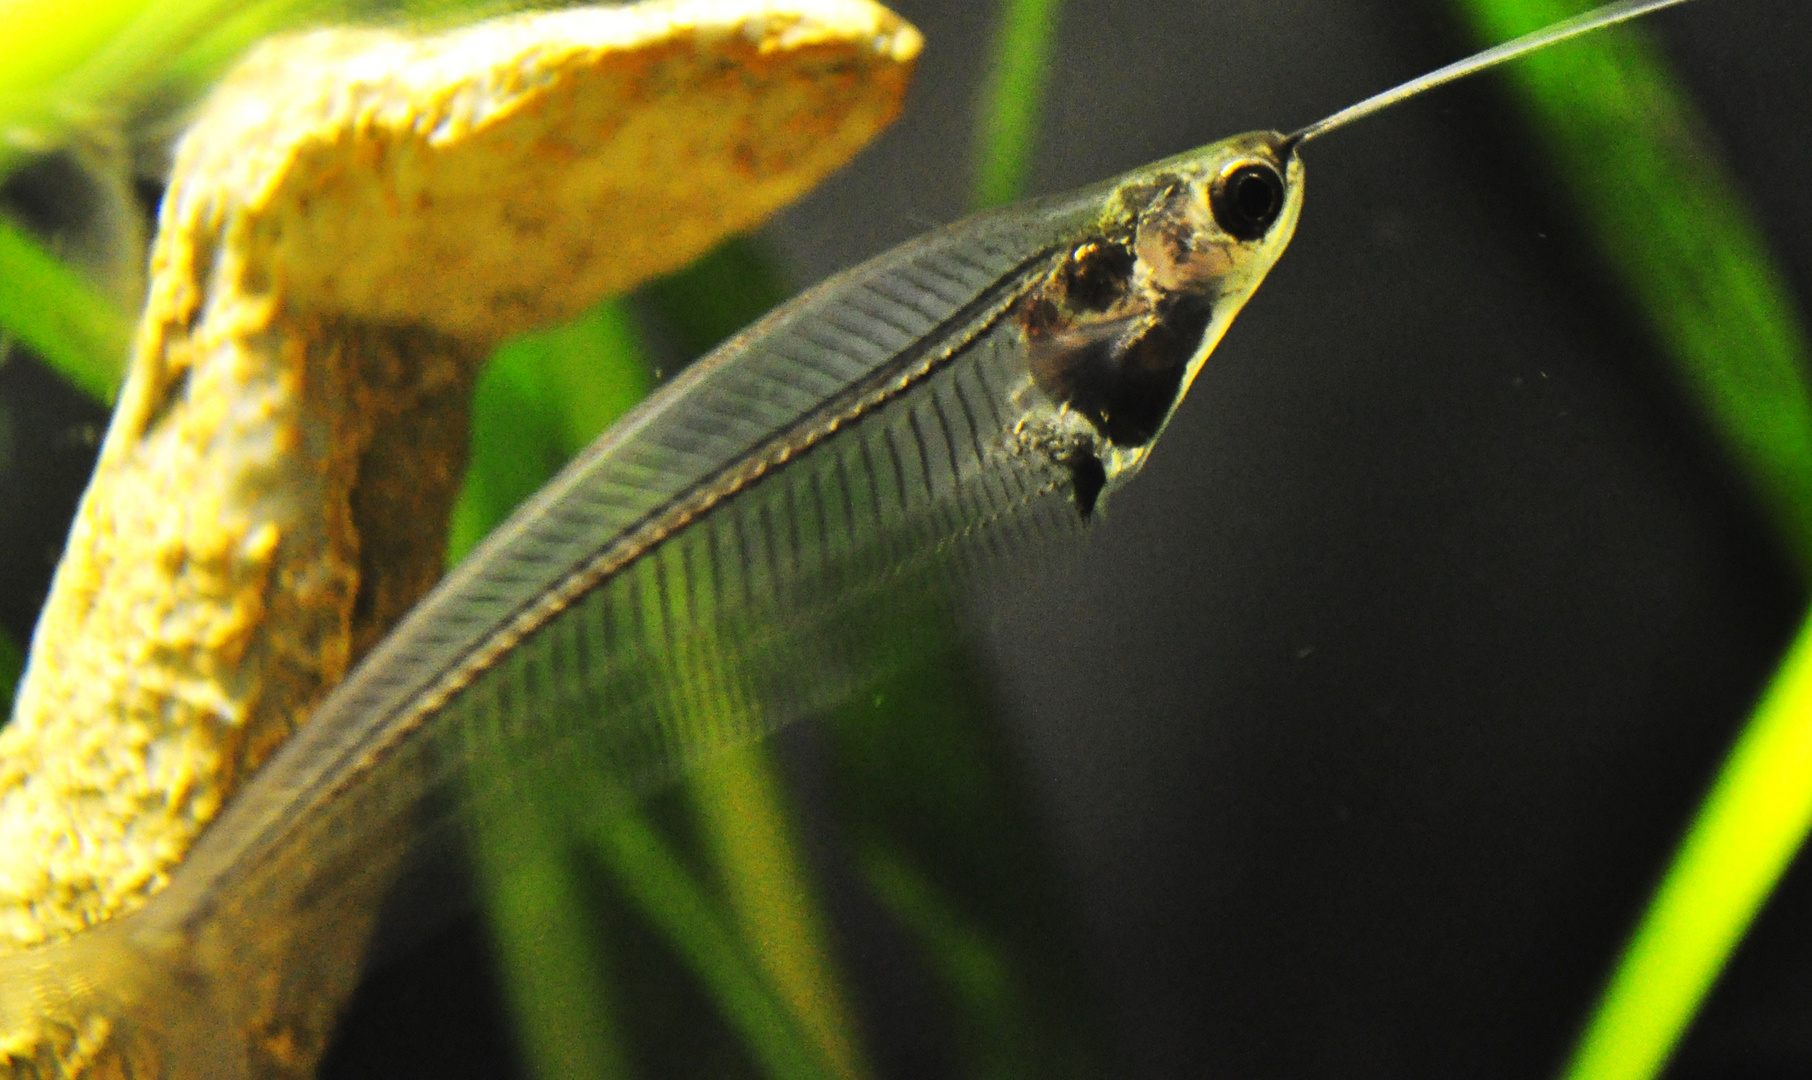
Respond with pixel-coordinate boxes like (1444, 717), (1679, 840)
(1212, 163), (1284, 241)
(1236, 172), (1278, 220)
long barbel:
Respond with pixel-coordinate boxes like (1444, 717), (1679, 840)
(0, 0), (1700, 1073)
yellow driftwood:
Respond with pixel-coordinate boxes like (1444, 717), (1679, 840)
(0, 0), (918, 1073)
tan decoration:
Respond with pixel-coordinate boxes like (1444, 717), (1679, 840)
(0, 0), (918, 1073)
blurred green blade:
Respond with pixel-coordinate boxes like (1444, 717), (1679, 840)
(124, 0), (342, 112)
(858, 844), (1038, 1080)
(689, 745), (870, 1080)
(452, 299), (645, 1080)
(1452, 0), (1812, 573)
(1441, 4), (1812, 1080)
(0, 0), (381, 181)
(0, 0), (147, 105)
(824, 646), (1105, 1080)
(472, 781), (630, 1080)
(972, 0), (1063, 208)
(648, 238), (871, 1080)
(0, 218), (129, 402)
(1565, 609), (1812, 1080)
(583, 802), (840, 1080)
(448, 299), (652, 565)
(459, 287), (857, 1080)
(0, 0), (236, 168)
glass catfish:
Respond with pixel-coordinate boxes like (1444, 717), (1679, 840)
(0, 1), (1696, 1075)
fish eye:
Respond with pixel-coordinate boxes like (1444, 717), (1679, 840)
(1210, 162), (1285, 241)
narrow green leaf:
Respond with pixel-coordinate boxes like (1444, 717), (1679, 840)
(811, 5), (1106, 1078)
(0, 0), (148, 107)
(1563, 610), (1812, 1080)
(690, 747), (871, 1080)
(0, 218), (128, 402)
(824, 650), (1103, 1080)
(642, 237), (788, 362)
(536, 300), (654, 453)
(50, 0), (295, 119)
(1450, 0), (1812, 574)
(1439, 5), (1812, 1080)
(149, 0), (349, 105)
(645, 238), (871, 1080)
(448, 298), (652, 563)
(0, 0), (258, 173)
(454, 297), (647, 1080)
(458, 290), (845, 1080)
(471, 780), (632, 1080)
(971, 0), (1064, 208)
(583, 801), (841, 1080)
(0, 0), (489, 179)
(858, 844), (1036, 1080)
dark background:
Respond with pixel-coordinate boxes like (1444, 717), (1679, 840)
(7, 0), (1812, 1076)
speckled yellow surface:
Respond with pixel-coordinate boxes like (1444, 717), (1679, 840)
(176, 0), (922, 341)
(0, 0), (918, 1072)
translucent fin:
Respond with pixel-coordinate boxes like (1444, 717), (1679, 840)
(0, 179), (1094, 1049)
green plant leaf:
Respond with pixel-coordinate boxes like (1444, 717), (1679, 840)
(823, 647), (1103, 1080)
(457, 286), (854, 1080)
(689, 746), (871, 1080)
(1441, 4), (1812, 1079)
(1450, 0), (1812, 574)
(0, 0), (279, 174)
(471, 776), (633, 1080)
(971, 0), (1064, 208)
(0, 217), (129, 402)
(644, 238), (871, 1080)
(858, 844), (1038, 1080)
(448, 299), (651, 565)
(581, 796), (841, 1080)
(1565, 609), (1812, 1080)
(453, 298), (648, 1079)
(0, 0), (501, 181)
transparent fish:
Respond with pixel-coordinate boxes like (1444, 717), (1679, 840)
(0, 1), (1699, 1075)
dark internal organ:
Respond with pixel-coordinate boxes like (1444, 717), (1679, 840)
(1019, 231), (1217, 449)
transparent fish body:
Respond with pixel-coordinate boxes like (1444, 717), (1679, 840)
(0, 132), (1301, 1077)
